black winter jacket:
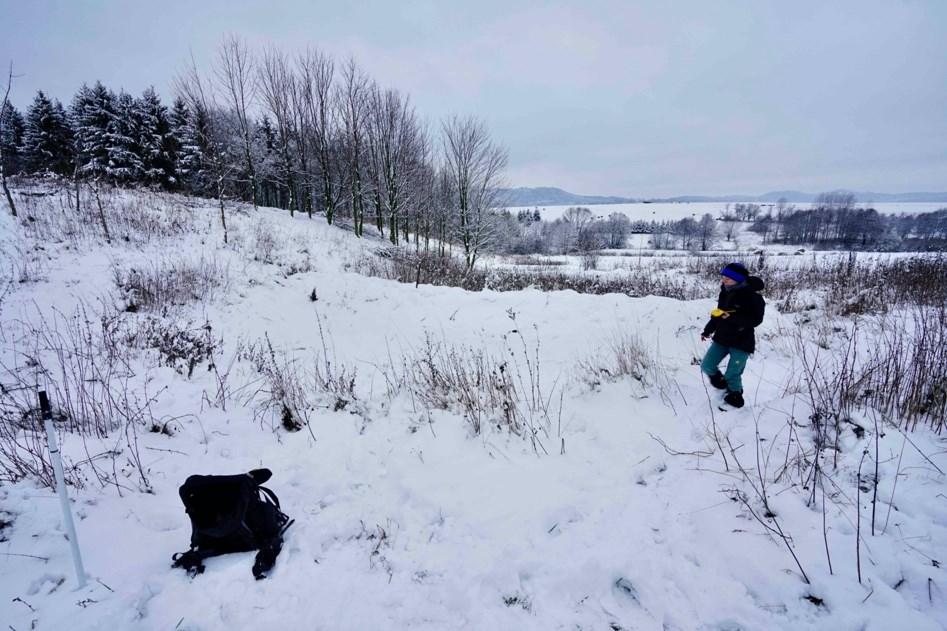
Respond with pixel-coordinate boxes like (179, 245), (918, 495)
(701, 276), (765, 353)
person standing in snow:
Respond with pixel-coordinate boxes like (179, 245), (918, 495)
(700, 262), (765, 408)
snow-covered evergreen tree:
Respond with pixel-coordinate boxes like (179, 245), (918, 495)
(71, 82), (114, 180)
(169, 97), (194, 192)
(107, 91), (144, 183)
(253, 115), (281, 207)
(0, 101), (25, 176)
(171, 97), (208, 195)
(135, 87), (175, 187)
(54, 100), (74, 175)
(22, 91), (72, 175)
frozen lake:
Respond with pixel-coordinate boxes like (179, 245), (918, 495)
(505, 201), (947, 222)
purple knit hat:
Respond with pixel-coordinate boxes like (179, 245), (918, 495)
(721, 262), (749, 283)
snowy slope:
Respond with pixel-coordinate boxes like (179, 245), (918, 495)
(1, 190), (945, 630)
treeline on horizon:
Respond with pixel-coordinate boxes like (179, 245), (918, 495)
(496, 194), (947, 255)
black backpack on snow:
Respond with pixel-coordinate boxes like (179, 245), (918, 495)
(171, 468), (293, 579)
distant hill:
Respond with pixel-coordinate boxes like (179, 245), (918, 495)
(501, 187), (638, 206)
(504, 187), (947, 206)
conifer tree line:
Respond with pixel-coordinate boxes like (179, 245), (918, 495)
(1, 85), (183, 190)
(0, 38), (507, 266)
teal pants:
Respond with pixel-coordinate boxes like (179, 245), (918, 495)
(701, 341), (750, 392)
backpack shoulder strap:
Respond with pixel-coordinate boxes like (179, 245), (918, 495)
(258, 485), (281, 509)
(257, 485), (293, 534)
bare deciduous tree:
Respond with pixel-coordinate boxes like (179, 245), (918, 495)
(442, 115), (508, 269)
(289, 66), (314, 217)
(562, 206), (595, 252)
(174, 56), (231, 243)
(406, 127), (434, 247)
(259, 48), (298, 216)
(604, 212), (631, 248)
(367, 86), (424, 244)
(432, 164), (455, 256)
(698, 213), (718, 250)
(297, 49), (344, 225)
(216, 34), (259, 208)
(339, 58), (372, 236)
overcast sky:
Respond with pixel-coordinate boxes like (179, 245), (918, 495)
(3, 0), (945, 197)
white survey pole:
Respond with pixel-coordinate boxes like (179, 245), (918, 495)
(40, 390), (87, 589)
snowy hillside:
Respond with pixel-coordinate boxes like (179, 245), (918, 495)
(1, 186), (945, 630)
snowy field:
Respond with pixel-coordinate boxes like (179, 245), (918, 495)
(507, 201), (947, 222)
(1, 187), (945, 630)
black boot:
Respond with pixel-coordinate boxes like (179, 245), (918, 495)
(724, 390), (744, 408)
(708, 372), (728, 390)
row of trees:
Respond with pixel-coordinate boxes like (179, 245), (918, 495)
(749, 193), (947, 249)
(0, 84), (180, 186)
(489, 207), (724, 255)
(722, 202), (763, 222)
(494, 207), (635, 254)
(0, 40), (509, 268)
(493, 196), (947, 255)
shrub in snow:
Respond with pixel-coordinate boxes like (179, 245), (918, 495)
(360, 249), (487, 291)
(240, 337), (313, 432)
(796, 306), (947, 435)
(0, 304), (156, 490)
(239, 333), (359, 433)
(578, 331), (652, 389)
(14, 181), (201, 246)
(400, 329), (560, 454)
(112, 255), (229, 311)
(0, 510), (13, 542)
(123, 316), (220, 378)
(249, 218), (278, 264)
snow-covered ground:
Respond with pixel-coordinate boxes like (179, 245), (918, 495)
(1, 189), (945, 630)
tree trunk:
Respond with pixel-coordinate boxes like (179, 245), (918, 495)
(217, 180), (229, 244)
(375, 194), (384, 234)
(0, 166), (15, 217)
(245, 143), (258, 209)
(73, 166), (81, 213)
(0, 63), (16, 217)
(90, 180), (112, 243)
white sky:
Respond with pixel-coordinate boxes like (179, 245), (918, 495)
(2, 0), (945, 197)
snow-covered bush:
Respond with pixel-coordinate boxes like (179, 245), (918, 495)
(249, 217), (278, 264)
(798, 307), (947, 436)
(401, 329), (560, 453)
(484, 266), (703, 299)
(577, 330), (653, 389)
(361, 248), (487, 290)
(0, 304), (156, 490)
(0, 241), (50, 286)
(14, 181), (201, 246)
(406, 333), (520, 436)
(123, 316), (221, 378)
(113, 255), (230, 312)
(239, 333), (359, 433)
